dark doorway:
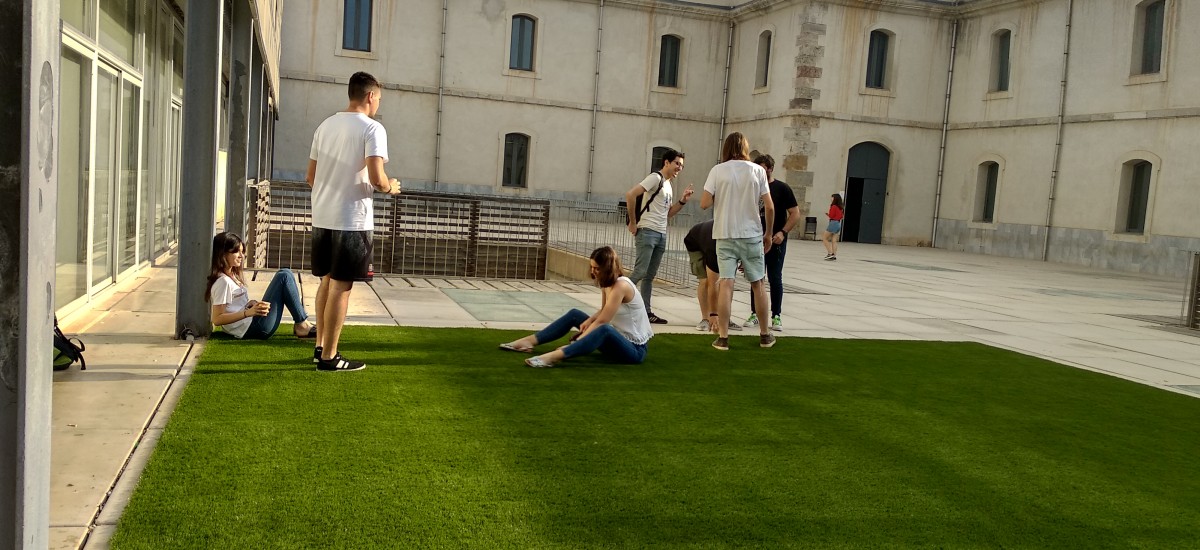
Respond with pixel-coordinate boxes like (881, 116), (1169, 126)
(843, 142), (890, 244)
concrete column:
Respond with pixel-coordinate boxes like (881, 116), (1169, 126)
(224, 0), (254, 238)
(175, 0), (225, 339)
(0, 1), (59, 547)
(247, 48), (264, 182)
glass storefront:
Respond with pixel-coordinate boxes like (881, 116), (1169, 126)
(57, 0), (183, 314)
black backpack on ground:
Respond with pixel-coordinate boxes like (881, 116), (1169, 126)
(53, 317), (86, 371)
(624, 171), (664, 225)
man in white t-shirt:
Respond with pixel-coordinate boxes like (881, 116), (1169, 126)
(305, 71), (401, 372)
(700, 132), (776, 351)
(623, 149), (693, 324)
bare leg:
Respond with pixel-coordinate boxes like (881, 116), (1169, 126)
(696, 277), (710, 323)
(319, 278), (354, 361)
(706, 269), (721, 333)
(502, 334), (541, 350)
(831, 232), (839, 256)
(822, 231), (833, 255)
(314, 275), (330, 349)
(717, 278), (735, 338)
(751, 279), (770, 334)
(531, 347), (567, 366)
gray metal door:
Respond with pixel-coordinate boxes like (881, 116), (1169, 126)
(844, 142), (890, 244)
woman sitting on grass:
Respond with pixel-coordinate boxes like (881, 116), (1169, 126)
(500, 246), (653, 368)
(206, 232), (316, 340)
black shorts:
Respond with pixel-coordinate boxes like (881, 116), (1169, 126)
(311, 228), (373, 282)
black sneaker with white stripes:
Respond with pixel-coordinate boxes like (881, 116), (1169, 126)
(316, 353), (366, 372)
(313, 346), (323, 364)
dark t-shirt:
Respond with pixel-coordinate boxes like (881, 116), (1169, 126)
(683, 220), (718, 273)
(760, 180), (799, 235)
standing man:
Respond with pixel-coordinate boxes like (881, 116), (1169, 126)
(625, 149), (693, 324)
(306, 71), (401, 372)
(743, 154), (800, 332)
(701, 132), (775, 351)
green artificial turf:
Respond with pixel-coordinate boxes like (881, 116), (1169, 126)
(112, 326), (1200, 549)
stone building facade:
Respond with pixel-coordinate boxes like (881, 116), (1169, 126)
(273, 0), (1198, 277)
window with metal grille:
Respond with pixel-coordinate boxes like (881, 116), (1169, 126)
(510, 15), (536, 71)
(991, 30), (1011, 92)
(1135, 0), (1165, 74)
(503, 133), (530, 188)
(342, 0), (372, 52)
(658, 35), (681, 88)
(755, 31), (772, 88)
(865, 30), (890, 89)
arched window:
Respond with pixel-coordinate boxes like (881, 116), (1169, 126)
(755, 31), (772, 88)
(1122, 160), (1153, 233)
(991, 30), (1011, 92)
(342, 0), (373, 52)
(865, 30), (891, 89)
(510, 15), (536, 71)
(1134, 0), (1165, 74)
(658, 35), (681, 88)
(503, 133), (530, 188)
(975, 162), (1000, 223)
(651, 146), (673, 172)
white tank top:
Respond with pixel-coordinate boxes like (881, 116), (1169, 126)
(610, 276), (653, 345)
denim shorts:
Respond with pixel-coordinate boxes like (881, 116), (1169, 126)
(827, 220), (842, 233)
(716, 237), (766, 283)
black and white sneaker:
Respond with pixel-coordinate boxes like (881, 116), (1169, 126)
(316, 353), (366, 372)
(313, 346), (323, 364)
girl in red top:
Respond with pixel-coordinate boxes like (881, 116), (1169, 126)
(823, 194), (844, 261)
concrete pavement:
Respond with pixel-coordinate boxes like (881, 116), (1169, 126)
(51, 240), (1200, 548)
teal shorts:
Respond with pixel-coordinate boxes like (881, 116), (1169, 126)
(716, 237), (765, 283)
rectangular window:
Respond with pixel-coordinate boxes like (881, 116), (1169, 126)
(658, 35), (680, 88)
(342, 0), (373, 52)
(503, 134), (529, 188)
(510, 16), (535, 71)
(865, 31), (889, 89)
(755, 32), (772, 89)
(994, 31), (1011, 92)
(1125, 162), (1152, 233)
(1140, 1), (1165, 74)
(99, 0), (137, 65)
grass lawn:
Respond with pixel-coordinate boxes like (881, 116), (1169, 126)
(111, 326), (1200, 549)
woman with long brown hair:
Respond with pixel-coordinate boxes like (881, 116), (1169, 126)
(206, 232), (316, 341)
(499, 246), (653, 368)
(823, 193), (844, 260)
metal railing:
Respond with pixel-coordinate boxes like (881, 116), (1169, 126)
(1186, 252), (1200, 330)
(247, 181), (550, 279)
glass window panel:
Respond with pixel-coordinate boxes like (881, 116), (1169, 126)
(659, 35), (680, 88)
(62, 0), (92, 36)
(99, 0), (137, 65)
(118, 80), (140, 272)
(983, 163), (998, 223)
(1126, 162), (1151, 233)
(343, 0), (372, 51)
(510, 16), (535, 71)
(995, 31), (1010, 92)
(93, 69), (119, 287)
(1141, 1), (1164, 74)
(866, 31), (888, 89)
(756, 32), (771, 88)
(56, 48), (92, 309)
(651, 146), (671, 172)
(173, 25), (184, 97)
(503, 134), (528, 188)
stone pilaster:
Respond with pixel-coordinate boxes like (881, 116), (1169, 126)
(785, 7), (825, 237)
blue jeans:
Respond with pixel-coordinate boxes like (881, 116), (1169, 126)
(535, 308), (648, 364)
(750, 238), (786, 317)
(243, 269), (310, 339)
(629, 228), (666, 312)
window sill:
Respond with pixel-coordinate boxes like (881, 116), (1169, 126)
(984, 90), (1012, 101)
(1126, 72), (1167, 86)
(652, 85), (686, 96)
(503, 69), (540, 80)
(753, 85), (770, 95)
(335, 48), (378, 61)
(859, 86), (893, 98)
(1107, 231), (1149, 243)
(968, 221), (997, 230)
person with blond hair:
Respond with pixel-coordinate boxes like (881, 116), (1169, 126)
(700, 132), (776, 351)
(499, 246), (653, 368)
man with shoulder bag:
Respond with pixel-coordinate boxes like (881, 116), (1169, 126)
(624, 148), (693, 324)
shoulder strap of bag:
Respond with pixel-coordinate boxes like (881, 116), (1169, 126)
(640, 171), (664, 215)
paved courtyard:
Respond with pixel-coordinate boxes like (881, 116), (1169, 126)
(50, 240), (1200, 548)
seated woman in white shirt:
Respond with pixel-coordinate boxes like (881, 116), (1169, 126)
(206, 232), (316, 340)
(499, 246), (653, 368)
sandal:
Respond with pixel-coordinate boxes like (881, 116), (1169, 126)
(525, 356), (557, 368)
(499, 342), (534, 353)
(297, 324), (318, 339)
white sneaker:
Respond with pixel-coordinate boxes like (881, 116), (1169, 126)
(696, 319), (712, 332)
(771, 315), (783, 332)
(743, 314), (758, 327)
